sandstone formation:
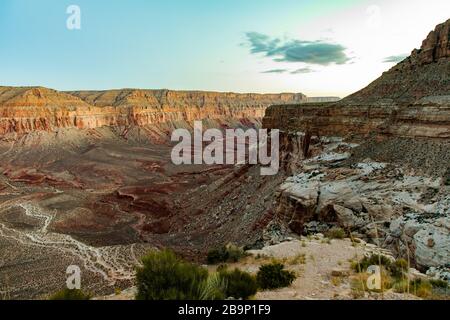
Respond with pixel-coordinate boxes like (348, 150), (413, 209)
(0, 87), (306, 136)
(264, 19), (450, 139)
(263, 19), (450, 279)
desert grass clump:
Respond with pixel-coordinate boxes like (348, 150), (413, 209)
(288, 254), (306, 265)
(326, 227), (346, 239)
(256, 262), (296, 290)
(136, 249), (209, 300)
(430, 279), (449, 289)
(351, 254), (392, 273)
(49, 288), (92, 300)
(350, 270), (392, 294)
(409, 279), (433, 298)
(207, 244), (245, 264)
(218, 268), (258, 300)
(198, 273), (227, 300)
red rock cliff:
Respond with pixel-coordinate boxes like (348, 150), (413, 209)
(0, 87), (306, 135)
(263, 19), (450, 139)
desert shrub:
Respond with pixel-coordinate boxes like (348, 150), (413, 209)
(198, 273), (227, 300)
(256, 262), (296, 290)
(394, 278), (448, 298)
(352, 255), (410, 283)
(219, 268), (258, 299)
(326, 227), (346, 239)
(49, 288), (91, 300)
(136, 249), (209, 300)
(207, 244), (245, 264)
(410, 279), (433, 298)
(430, 279), (449, 289)
(389, 258), (409, 278)
(288, 254), (306, 265)
(392, 279), (410, 293)
(351, 254), (392, 273)
(207, 247), (229, 264)
(351, 270), (392, 294)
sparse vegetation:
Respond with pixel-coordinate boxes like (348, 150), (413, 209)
(207, 244), (246, 264)
(218, 268), (258, 299)
(351, 254), (393, 273)
(393, 277), (449, 298)
(430, 279), (449, 289)
(331, 276), (342, 287)
(136, 249), (209, 300)
(288, 254), (306, 265)
(49, 288), (92, 300)
(198, 273), (227, 300)
(351, 253), (449, 299)
(135, 249), (263, 300)
(256, 262), (296, 290)
(326, 227), (346, 239)
(409, 279), (433, 298)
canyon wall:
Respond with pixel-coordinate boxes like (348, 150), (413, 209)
(264, 19), (450, 139)
(0, 87), (306, 136)
(264, 103), (450, 139)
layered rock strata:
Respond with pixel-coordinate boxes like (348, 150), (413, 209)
(264, 19), (450, 139)
(0, 87), (306, 136)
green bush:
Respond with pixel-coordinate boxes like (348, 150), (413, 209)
(351, 254), (393, 273)
(207, 244), (245, 264)
(219, 268), (258, 299)
(390, 258), (409, 278)
(430, 279), (449, 289)
(352, 255), (411, 282)
(136, 249), (209, 300)
(256, 262), (296, 290)
(49, 288), (91, 300)
(198, 273), (227, 300)
(326, 227), (346, 239)
(410, 279), (433, 298)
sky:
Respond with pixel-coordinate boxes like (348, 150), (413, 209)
(0, 0), (449, 97)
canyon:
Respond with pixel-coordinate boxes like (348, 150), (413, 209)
(265, 19), (450, 284)
(1, 19), (449, 299)
(0, 88), (305, 298)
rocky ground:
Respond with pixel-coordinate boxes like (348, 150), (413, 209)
(0, 126), (282, 299)
(273, 134), (449, 282)
(98, 237), (432, 301)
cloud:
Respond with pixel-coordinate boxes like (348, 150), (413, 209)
(383, 54), (408, 63)
(261, 69), (288, 74)
(245, 32), (351, 66)
(290, 67), (314, 74)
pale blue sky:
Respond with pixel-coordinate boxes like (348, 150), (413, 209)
(0, 0), (448, 96)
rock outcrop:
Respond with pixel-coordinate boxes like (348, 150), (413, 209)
(264, 19), (450, 277)
(0, 87), (306, 136)
(264, 19), (450, 139)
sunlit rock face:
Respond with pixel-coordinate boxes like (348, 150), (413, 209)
(264, 19), (450, 140)
(263, 20), (450, 279)
(0, 87), (306, 136)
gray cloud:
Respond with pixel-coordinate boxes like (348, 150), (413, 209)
(383, 54), (408, 63)
(291, 67), (314, 74)
(261, 69), (288, 74)
(245, 32), (350, 66)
